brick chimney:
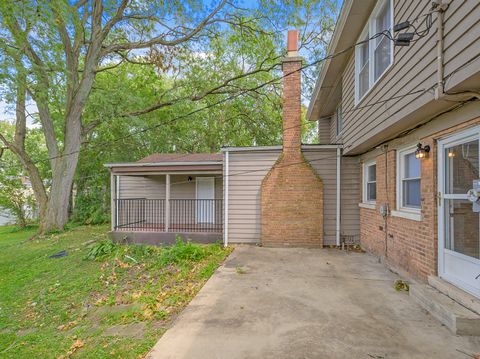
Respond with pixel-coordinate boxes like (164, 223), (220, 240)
(260, 30), (324, 247)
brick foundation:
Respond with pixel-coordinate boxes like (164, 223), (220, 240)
(360, 117), (480, 280)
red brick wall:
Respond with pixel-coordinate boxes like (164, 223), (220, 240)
(360, 117), (480, 281)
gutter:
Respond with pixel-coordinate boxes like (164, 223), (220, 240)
(104, 161), (223, 168)
(434, 1), (480, 101)
(221, 144), (343, 152)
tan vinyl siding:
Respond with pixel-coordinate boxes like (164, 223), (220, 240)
(118, 174), (222, 200)
(227, 148), (361, 245)
(227, 151), (279, 243)
(341, 156), (361, 238)
(330, 113), (337, 144)
(341, 0), (480, 154)
(118, 175), (166, 199)
(318, 118), (332, 144)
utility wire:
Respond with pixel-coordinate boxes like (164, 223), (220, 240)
(28, 8), (437, 167)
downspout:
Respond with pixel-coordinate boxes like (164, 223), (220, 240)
(115, 175), (120, 230)
(336, 146), (341, 246)
(224, 151), (229, 247)
(434, 1), (480, 101)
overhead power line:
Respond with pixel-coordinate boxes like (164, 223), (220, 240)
(27, 8), (437, 167)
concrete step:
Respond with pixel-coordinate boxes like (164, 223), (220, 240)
(410, 284), (480, 336)
(428, 276), (480, 315)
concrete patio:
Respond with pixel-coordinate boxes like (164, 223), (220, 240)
(147, 246), (480, 359)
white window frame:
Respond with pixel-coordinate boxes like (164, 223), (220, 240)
(354, 0), (394, 105)
(396, 144), (422, 215)
(335, 102), (343, 137)
(363, 160), (377, 204)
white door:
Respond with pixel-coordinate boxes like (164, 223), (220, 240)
(438, 127), (480, 298)
(196, 177), (215, 224)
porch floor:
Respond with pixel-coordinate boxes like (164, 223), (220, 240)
(115, 223), (222, 232)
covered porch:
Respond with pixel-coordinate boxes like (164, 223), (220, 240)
(106, 153), (224, 244)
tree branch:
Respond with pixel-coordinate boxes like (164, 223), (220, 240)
(101, 0), (227, 55)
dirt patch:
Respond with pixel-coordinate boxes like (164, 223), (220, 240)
(16, 328), (37, 337)
(102, 322), (146, 339)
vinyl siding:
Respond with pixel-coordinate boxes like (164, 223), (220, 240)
(340, 156), (361, 238)
(318, 117), (332, 144)
(226, 148), (361, 245)
(118, 174), (222, 199)
(340, 0), (480, 154)
(226, 150), (280, 243)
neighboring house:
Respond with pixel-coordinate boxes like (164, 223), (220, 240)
(0, 207), (14, 226)
(307, 0), (480, 303)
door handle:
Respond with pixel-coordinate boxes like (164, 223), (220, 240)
(475, 273), (480, 280)
(437, 192), (442, 207)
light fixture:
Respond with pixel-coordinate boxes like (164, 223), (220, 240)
(187, 176), (193, 182)
(447, 149), (455, 158)
(415, 143), (430, 159)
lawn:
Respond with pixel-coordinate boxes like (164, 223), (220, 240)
(0, 225), (232, 358)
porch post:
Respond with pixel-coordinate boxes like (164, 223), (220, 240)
(110, 172), (115, 231)
(165, 174), (170, 232)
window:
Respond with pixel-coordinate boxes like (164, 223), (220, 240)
(336, 103), (343, 136)
(398, 146), (421, 210)
(355, 0), (393, 104)
(363, 161), (377, 203)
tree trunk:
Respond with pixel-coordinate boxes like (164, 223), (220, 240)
(39, 152), (80, 232)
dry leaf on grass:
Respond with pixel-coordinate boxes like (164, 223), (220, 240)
(58, 339), (85, 359)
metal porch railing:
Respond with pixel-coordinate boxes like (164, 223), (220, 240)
(114, 198), (223, 233)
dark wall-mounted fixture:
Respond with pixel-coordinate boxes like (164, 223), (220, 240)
(415, 143), (431, 159)
(187, 176), (193, 182)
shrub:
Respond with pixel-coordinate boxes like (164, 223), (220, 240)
(159, 235), (209, 265)
(85, 239), (118, 260)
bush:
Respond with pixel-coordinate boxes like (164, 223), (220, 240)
(158, 236), (210, 265)
(85, 239), (118, 260)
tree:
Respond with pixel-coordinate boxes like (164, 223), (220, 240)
(0, 122), (45, 227)
(0, 0), (338, 233)
(0, 0), (235, 232)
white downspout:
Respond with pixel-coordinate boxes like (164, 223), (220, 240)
(336, 146), (341, 247)
(434, 1), (480, 101)
(224, 151), (229, 247)
(115, 175), (120, 230)
(165, 174), (170, 232)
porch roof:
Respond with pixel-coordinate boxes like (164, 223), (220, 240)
(105, 153), (223, 173)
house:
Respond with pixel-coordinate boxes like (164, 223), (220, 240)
(106, 0), (480, 329)
(307, 0), (480, 311)
(106, 30), (361, 248)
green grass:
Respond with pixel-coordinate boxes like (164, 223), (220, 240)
(0, 225), (232, 358)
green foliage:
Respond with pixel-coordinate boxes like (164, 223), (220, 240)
(0, 123), (41, 227)
(159, 235), (212, 265)
(0, 225), (231, 357)
(85, 239), (118, 261)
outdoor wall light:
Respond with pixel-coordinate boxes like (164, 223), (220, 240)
(415, 143), (431, 159)
(447, 149), (456, 158)
(187, 176), (193, 182)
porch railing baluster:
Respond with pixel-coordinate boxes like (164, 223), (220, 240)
(114, 198), (222, 233)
